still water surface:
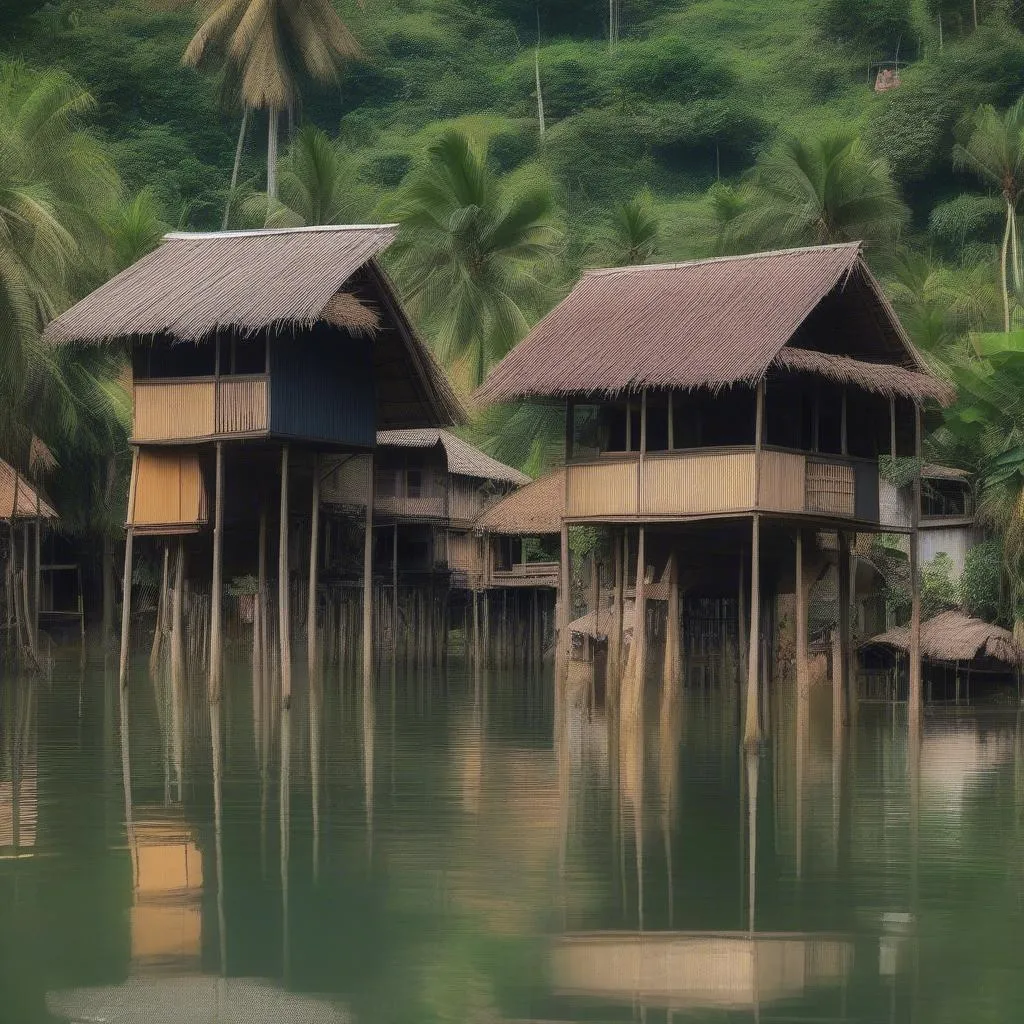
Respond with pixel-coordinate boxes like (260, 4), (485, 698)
(3, 653), (1024, 1023)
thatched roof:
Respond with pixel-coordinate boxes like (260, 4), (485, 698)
(864, 610), (1023, 666)
(476, 243), (950, 406)
(922, 464), (970, 481)
(475, 468), (565, 534)
(376, 429), (529, 485)
(43, 225), (464, 428)
(44, 225), (396, 344)
(0, 460), (58, 521)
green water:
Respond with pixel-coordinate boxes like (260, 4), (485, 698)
(3, 652), (1024, 1023)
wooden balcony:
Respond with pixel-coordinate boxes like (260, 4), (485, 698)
(489, 560), (560, 588)
(565, 448), (880, 524)
(132, 376), (269, 443)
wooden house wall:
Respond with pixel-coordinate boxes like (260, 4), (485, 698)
(269, 325), (375, 446)
(447, 529), (484, 588)
(449, 477), (500, 524)
(130, 450), (208, 533)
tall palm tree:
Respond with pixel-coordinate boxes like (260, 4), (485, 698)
(179, 0), (362, 200)
(738, 132), (908, 253)
(236, 125), (374, 228)
(390, 130), (561, 390)
(953, 98), (1024, 333)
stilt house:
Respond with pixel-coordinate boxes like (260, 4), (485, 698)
(476, 243), (953, 736)
(44, 224), (462, 693)
(322, 428), (528, 588)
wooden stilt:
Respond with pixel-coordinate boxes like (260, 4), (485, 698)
(836, 531), (850, 729)
(609, 529), (624, 704)
(743, 515), (761, 748)
(21, 526), (32, 657)
(118, 448), (140, 689)
(795, 530), (809, 705)
(557, 523), (570, 681)
(362, 453), (374, 689)
(623, 526), (647, 724)
(909, 407), (923, 734)
(210, 441), (225, 703)
(278, 444), (292, 707)
(307, 454), (321, 679)
(738, 551), (748, 690)
(392, 522), (398, 656)
(150, 544), (170, 677)
(663, 549), (682, 693)
(32, 511), (40, 651)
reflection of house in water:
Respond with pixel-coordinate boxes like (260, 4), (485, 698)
(552, 930), (852, 1011)
(129, 809), (204, 971)
(0, 683), (36, 855)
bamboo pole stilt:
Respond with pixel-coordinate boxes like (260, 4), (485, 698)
(279, 444), (292, 708)
(307, 454), (321, 680)
(663, 549), (682, 693)
(32, 509), (40, 651)
(909, 405), (923, 735)
(150, 544), (169, 677)
(743, 515), (761, 748)
(795, 529), (809, 707)
(362, 454), (374, 689)
(836, 531), (850, 729)
(118, 448), (140, 689)
(210, 441), (225, 703)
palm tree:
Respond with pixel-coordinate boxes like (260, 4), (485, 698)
(589, 191), (660, 267)
(953, 98), (1024, 333)
(179, 0), (362, 200)
(105, 189), (169, 272)
(390, 130), (561, 390)
(0, 62), (118, 448)
(236, 125), (374, 228)
(738, 132), (908, 253)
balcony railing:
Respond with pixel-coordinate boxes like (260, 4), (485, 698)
(565, 447), (880, 523)
(132, 376), (269, 443)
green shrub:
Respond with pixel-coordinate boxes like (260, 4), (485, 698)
(611, 37), (733, 105)
(921, 551), (959, 618)
(816, 0), (913, 54)
(961, 539), (1003, 621)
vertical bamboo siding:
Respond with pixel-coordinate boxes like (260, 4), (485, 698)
(805, 461), (855, 516)
(216, 377), (268, 434)
(130, 451), (208, 531)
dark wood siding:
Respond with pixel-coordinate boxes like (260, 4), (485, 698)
(269, 325), (376, 446)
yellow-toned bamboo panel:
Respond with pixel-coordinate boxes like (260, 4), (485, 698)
(130, 450), (208, 532)
(567, 460), (639, 517)
(758, 451), (806, 512)
(215, 377), (268, 434)
(133, 381), (215, 442)
(643, 451), (755, 515)
(805, 461), (855, 516)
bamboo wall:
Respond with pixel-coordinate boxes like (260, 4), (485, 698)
(133, 378), (269, 443)
(130, 451), (208, 533)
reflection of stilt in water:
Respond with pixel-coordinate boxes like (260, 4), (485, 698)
(832, 702), (844, 871)
(908, 715), (921, 1024)
(362, 675), (374, 863)
(210, 699), (227, 975)
(253, 509), (267, 761)
(309, 667), (322, 882)
(118, 679), (140, 892)
(658, 627), (682, 929)
(746, 749), (760, 1024)
(619, 701), (645, 931)
(280, 705), (292, 981)
(2, 678), (37, 855)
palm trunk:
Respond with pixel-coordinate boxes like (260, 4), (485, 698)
(1002, 199), (1013, 333)
(973, 0), (978, 29)
(222, 106), (249, 230)
(534, 46), (546, 139)
(267, 107), (280, 201)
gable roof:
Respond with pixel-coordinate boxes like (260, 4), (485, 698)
(376, 429), (529, 485)
(475, 243), (950, 406)
(0, 461), (58, 521)
(43, 225), (464, 428)
(475, 467), (565, 534)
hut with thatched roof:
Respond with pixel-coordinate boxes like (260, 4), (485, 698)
(861, 609), (1022, 703)
(475, 242), (952, 737)
(44, 224), (462, 694)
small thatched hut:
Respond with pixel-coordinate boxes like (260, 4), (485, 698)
(862, 610), (1023, 703)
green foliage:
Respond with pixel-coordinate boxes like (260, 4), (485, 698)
(921, 551), (959, 617)
(815, 0), (913, 54)
(878, 455), (923, 487)
(961, 538), (1003, 621)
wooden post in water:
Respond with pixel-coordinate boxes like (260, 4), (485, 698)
(150, 544), (170, 677)
(609, 529), (624, 707)
(391, 522), (398, 657)
(836, 531), (850, 729)
(795, 529), (809, 708)
(278, 445), (292, 707)
(663, 549), (682, 693)
(118, 448), (140, 689)
(362, 453), (374, 689)
(307, 454), (321, 679)
(557, 523), (570, 683)
(909, 405), (923, 733)
(210, 441), (225, 703)
(743, 515), (761, 748)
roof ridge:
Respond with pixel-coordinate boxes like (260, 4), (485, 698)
(582, 241), (863, 278)
(163, 224), (398, 241)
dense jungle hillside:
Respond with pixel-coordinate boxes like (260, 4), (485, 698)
(7, 0), (1024, 245)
